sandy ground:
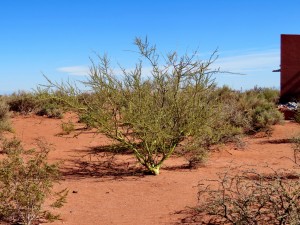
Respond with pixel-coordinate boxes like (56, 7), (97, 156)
(3, 113), (300, 224)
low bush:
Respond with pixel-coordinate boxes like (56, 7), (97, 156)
(292, 136), (300, 165)
(217, 86), (283, 134)
(60, 121), (75, 135)
(243, 91), (283, 132)
(181, 146), (208, 169)
(6, 91), (39, 114)
(0, 97), (12, 133)
(6, 91), (64, 118)
(248, 86), (280, 103)
(0, 138), (68, 225)
(1, 137), (22, 154)
(36, 102), (64, 119)
(294, 107), (300, 123)
(194, 167), (300, 224)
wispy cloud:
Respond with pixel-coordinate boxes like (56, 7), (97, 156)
(56, 49), (280, 79)
(210, 49), (281, 90)
(57, 66), (89, 76)
(215, 49), (280, 74)
(57, 65), (154, 79)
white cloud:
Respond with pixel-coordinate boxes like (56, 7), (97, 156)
(210, 49), (281, 90)
(215, 49), (280, 74)
(57, 66), (89, 76)
(56, 65), (153, 80)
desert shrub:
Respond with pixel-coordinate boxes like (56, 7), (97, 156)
(60, 121), (75, 135)
(77, 91), (98, 106)
(225, 89), (283, 133)
(42, 39), (281, 174)
(41, 37), (241, 175)
(0, 99), (9, 119)
(78, 113), (96, 128)
(6, 91), (40, 114)
(212, 86), (282, 137)
(215, 85), (240, 102)
(76, 92), (103, 128)
(0, 97), (12, 133)
(214, 86), (244, 126)
(0, 137), (23, 154)
(35, 90), (67, 118)
(0, 138), (68, 225)
(252, 104), (281, 130)
(195, 167), (300, 224)
(6, 91), (65, 118)
(175, 98), (243, 168)
(292, 136), (300, 165)
(36, 102), (64, 119)
(248, 86), (280, 103)
(242, 91), (283, 132)
(181, 145), (208, 169)
(211, 87), (248, 143)
(294, 107), (300, 123)
(219, 87), (283, 134)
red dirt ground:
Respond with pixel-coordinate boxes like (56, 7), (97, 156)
(3, 113), (300, 224)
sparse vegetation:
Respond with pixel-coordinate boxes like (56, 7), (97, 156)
(36, 101), (64, 119)
(60, 121), (75, 135)
(295, 108), (300, 123)
(217, 86), (283, 134)
(0, 60), (294, 224)
(194, 166), (300, 224)
(0, 97), (12, 133)
(242, 88), (283, 132)
(292, 136), (300, 164)
(5, 91), (64, 118)
(6, 91), (40, 115)
(0, 138), (68, 225)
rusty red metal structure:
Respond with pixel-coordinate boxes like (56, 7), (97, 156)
(280, 34), (300, 102)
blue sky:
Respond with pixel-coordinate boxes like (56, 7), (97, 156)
(0, 0), (299, 94)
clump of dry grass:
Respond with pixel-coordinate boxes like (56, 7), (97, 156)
(193, 166), (300, 224)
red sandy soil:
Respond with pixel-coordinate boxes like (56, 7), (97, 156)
(3, 113), (300, 224)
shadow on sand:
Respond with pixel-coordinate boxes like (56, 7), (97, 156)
(260, 138), (299, 144)
(61, 143), (191, 180)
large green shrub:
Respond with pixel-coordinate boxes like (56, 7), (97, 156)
(42, 39), (283, 174)
(42, 38), (236, 175)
